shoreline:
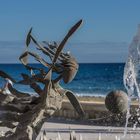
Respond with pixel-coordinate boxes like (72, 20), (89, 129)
(64, 95), (139, 104)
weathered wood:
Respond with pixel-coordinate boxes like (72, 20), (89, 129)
(0, 71), (62, 139)
(0, 94), (14, 105)
(0, 112), (20, 122)
(0, 121), (17, 128)
(0, 20), (84, 140)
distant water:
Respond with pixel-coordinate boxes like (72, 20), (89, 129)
(0, 63), (125, 97)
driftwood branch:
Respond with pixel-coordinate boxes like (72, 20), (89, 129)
(0, 20), (84, 140)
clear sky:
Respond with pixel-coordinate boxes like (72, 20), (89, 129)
(0, 0), (140, 63)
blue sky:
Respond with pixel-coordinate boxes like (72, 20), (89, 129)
(0, 0), (139, 63)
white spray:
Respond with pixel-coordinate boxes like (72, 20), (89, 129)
(123, 24), (140, 136)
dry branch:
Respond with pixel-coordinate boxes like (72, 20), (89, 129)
(0, 20), (84, 140)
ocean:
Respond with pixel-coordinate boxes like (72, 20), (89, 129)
(0, 63), (125, 97)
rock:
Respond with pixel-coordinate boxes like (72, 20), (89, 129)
(105, 90), (128, 114)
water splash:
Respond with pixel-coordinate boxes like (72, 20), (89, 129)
(123, 24), (140, 136)
(115, 135), (120, 140)
(123, 59), (135, 137)
(79, 134), (83, 140)
(98, 133), (101, 140)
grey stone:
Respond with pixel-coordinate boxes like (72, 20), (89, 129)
(105, 90), (128, 114)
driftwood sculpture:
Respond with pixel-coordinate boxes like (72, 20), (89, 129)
(0, 20), (85, 140)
